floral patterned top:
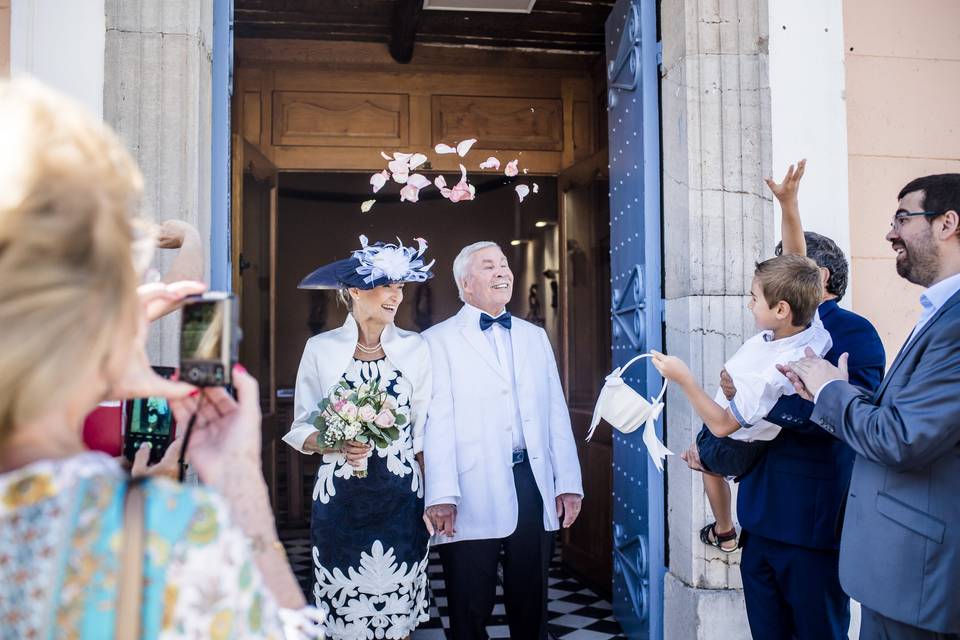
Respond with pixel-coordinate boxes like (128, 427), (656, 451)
(0, 451), (322, 639)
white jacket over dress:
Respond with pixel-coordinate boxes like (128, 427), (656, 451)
(283, 314), (432, 455)
(423, 305), (584, 544)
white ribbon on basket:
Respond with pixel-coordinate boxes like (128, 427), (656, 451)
(586, 353), (673, 472)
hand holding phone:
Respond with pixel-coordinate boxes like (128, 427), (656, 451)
(123, 366), (177, 464)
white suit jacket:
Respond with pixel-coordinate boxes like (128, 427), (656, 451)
(423, 305), (583, 544)
(283, 315), (432, 454)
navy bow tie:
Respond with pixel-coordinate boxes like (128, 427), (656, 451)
(480, 312), (512, 331)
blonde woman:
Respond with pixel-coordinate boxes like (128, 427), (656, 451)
(0, 79), (320, 638)
(284, 238), (434, 639)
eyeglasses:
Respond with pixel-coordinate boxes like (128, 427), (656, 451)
(890, 211), (942, 231)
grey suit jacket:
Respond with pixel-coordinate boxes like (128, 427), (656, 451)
(812, 289), (960, 634)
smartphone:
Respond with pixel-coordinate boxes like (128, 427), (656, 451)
(122, 366), (177, 464)
(179, 292), (239, 386)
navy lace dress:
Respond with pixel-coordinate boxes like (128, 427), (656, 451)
(310, 357), (430, 639)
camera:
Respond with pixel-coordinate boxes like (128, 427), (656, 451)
(122, 366), (177, 464)
(179, 292), (240, 387)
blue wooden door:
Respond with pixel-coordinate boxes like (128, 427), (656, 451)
(605, 1), (664, 638)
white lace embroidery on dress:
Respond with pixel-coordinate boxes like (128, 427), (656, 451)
(313, 541), (430, 640)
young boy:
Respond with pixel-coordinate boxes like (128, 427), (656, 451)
(651, 160), (831, 553)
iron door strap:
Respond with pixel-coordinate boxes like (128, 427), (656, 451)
(614, 522), (650, 623)
(612, 264), (646, 350)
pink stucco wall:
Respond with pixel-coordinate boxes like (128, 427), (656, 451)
(844, 0), (960, 362)
(0, 1), (10, 77)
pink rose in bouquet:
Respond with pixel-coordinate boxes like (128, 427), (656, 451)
(374, 410), (397, 429)
(358, 405), (378, 422)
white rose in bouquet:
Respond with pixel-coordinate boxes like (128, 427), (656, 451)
(358, 405), (377, 423)
(374, 410), (396, 429)
(341, 402), (359, 420)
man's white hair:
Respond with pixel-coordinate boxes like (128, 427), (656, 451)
(453, 241), (501, 302)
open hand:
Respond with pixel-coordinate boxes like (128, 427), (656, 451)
(650, 350), (692, 385)
(556, 493), (583, 528)
(765, 159), (806, 204)
(779, 347), (848, 402)
(719, 368), (736, 401)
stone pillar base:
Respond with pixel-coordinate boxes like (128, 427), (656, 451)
(664, 572), (750, 640)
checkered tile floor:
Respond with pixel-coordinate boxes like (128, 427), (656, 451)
(279, 529), (626, 639)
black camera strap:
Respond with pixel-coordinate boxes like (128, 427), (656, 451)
(177, 394), (205, 483)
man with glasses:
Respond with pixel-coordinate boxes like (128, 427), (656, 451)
(781, 174), (960, 639)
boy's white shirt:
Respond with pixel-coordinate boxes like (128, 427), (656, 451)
(717, 312), (832, 442)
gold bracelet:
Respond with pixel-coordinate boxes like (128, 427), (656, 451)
(249, 534), (287, 556)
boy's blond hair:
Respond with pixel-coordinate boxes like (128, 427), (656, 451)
(754, 254), (823, 327)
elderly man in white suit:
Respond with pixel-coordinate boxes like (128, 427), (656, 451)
(423, 241), (584, 640)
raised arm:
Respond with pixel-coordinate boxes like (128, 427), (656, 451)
(766, 159), (807, 256)
(651, 351), (741, 437)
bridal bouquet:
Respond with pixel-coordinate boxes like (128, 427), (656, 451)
(311, 380), (406, 478)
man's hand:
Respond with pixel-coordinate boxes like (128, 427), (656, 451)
(719, 368), (736, 401)
(680, 442), (706, 472)
(426, 504), (457, 537)
(765, 159), (806, 204)
(556, 493), (583, 528)
(779, 347), (849, 402)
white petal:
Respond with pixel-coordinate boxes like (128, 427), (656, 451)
(434, 143), (456, 154)
(392, 171), (409, 184)
(479, 156), (501, 170)
(456, 138), (477, 157)
(361, 199), (376, 213)
(523, 168), (528, 174)
(434, 175), (447, 189)
(532, 182), (539, 194)
(468, 184), (476, 197)
(392, 152), (413, 162)
(515, 184), (530, 202)
(407, 173), (431, 189)
(370, 171), (388, 193)
(459, 164), (468, 183)
(408, 153), (428, 170)
(388, 158), (410, 175)
(380, 151), (392, 161)
(400, 185), (420, 203)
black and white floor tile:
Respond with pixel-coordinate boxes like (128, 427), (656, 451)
(280, 529), (627, 639)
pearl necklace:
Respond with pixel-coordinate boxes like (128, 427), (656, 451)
(356, 341), (383, 354)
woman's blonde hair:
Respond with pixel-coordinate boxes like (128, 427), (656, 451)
(0, 79), (145, 442)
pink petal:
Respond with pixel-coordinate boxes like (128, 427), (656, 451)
(479, 156), (501, 170)
(440, 187), (453, 199)
(392, 152), (413, 162)
(532, 183), (539, 194)
(407, 173), (431, 189)
(505, 159), (519, 177)
(392, 171), (409, 184)
(409, 153), (428, 170)
(400, 184), (420, 203)
(456, 138), (477, 157)
(434, 143), (457, 154)
(388, 158), (410, 175)
(434, 175), (447, 190)
(515, 184), (530, 202)
(361, 199), (376, 213)
(370, 171), (389, 193)
(380, 151), (392, 161)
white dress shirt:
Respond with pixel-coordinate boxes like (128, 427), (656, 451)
(472, 305), (527, 451)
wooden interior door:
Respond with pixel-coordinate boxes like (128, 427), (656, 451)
(558, 150), (612, 594)
(232, 138), (281, 511)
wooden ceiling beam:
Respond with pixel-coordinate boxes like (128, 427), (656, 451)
(388, 0), (424, 64)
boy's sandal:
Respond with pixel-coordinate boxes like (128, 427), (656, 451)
(700, 522), (739, 553)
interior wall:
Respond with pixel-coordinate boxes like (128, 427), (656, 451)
(275, 172), (559, 389)
(0, 0), (9, 77)
(843, 0), (960, 361)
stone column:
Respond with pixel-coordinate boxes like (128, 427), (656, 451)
(103, 0), (213, 365)
(660, 0), (773, 637)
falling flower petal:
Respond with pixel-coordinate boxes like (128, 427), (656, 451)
(532, 183), (539, 194)
(388, 158), (410, 175)
(407, 173), (431, 189)
(515, 184), (530, 202)
(523, 168), (528, 174)
(380, 151), (392, 161)
(400, 184), (420, 203)
(370, 170), (389, 193)
(505, 159), (519, 177)
(409, 153), (428, 170)
(392, 171), (409, 184)
(434, 175), (447, 190)
(456, 138), (477, 157)
(434, 143), (457, 154)
(479, 156), (501, 170)
(392, 152), (413, 162)
(361, 199), (376, 213)
(459, 163), (468, 182)
(468, 184), (476, 197)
